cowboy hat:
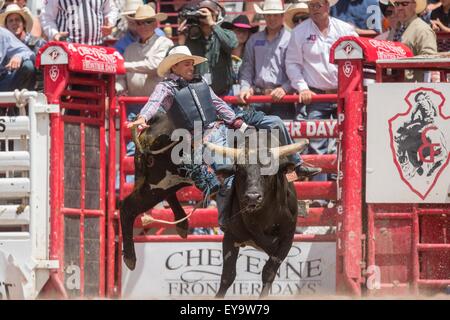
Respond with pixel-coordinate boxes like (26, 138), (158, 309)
(221, 15), (259, 33)
(0, 4), (33, 33)
(157, 46), (207, 77)
(385, 0), (426, 14)
(254, 0), (286, 15)
(121, 0), (144, 16)
(127, 4), (168, 21)
(413, 0), (427, 14)
(284, 2), (309, 29)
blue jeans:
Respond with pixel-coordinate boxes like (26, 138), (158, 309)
(251, 102), (296, 120)
(0, 60), (35, 92)
(306, 102), (337, 182)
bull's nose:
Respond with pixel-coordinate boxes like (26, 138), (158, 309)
(245, 192), (262, 204)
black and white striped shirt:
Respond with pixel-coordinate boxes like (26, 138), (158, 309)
(40, 0), (118, 46)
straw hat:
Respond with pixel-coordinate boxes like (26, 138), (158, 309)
(121, 0), (144, 16)
(284, 2), (309, 29)
(157, 46), (207, 77)
(254, 0), (286, 15)
(221, 15), (259, 33)
(127, 4), (168, 21)
(0, 4), (34, 33)
(413, 0), (427, 14)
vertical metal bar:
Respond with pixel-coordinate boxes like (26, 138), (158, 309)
(117, 99), (127, 296)
(339, 60), (364, 295)
(412, 205), (420, 294)
(367, 204), (376, 296)
(80, 123), (86, 297)
(107, 76), (117, 297)
(99, 104), (106, 297)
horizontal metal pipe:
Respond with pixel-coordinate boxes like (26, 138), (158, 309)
(118, 94), (338, 105)
(123, 181), (337, 201)
(417, 243), (450, 251)
(134, 233), (336, 243)
(133, 207), (337, 229)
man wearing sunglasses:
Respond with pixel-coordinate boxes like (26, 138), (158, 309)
(116, 5), (173, 98)
(386, 0), (436, 57)
(285, 0), (357, 204)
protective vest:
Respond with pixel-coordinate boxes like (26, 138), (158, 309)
(165, 77), (217, 132)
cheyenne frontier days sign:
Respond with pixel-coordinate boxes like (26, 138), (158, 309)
(121, 242), (336, 298)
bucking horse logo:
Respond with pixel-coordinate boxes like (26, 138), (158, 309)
(389, 88), (450, 200)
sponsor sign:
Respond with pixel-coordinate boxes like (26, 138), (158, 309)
(121, 242), (336, 298)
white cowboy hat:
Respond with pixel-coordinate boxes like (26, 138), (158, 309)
(0, 4), (34, 33)
(157, 46), (207, 77)
(284, 2), (309, 29)
(254, 0), (286, 15)
(127, 4), (168, 21)
(121, 0), (144, 16)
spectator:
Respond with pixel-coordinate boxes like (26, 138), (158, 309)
(221, 14), (258, 95)
(285, 0), (357, 205)
(116, 4), (172, 171)
(178, 0), (238, 96)
(238, 0), (296, 119)
(116, 5), (172, 97)
(0, 26), (35, 92)
(430, 0), (450, 33)
(386, 0), (436, 56)
(114, 0), (165, 54)
(330, 0), (382, 36)
(377, 0), (398, 39)
(284, 1), (310, 30)
(40, 0), (119, 46)
(3, 0), (42, 38)
(0, 4), (46, 55)
(114, 0), (144, 54)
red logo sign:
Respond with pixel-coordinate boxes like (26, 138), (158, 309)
(343, 43), (354, 56)
(49, 49), (60, 61)
(49, 65), (59, 82)
(388, 88), (450, 199)
(343, 61), (353, 78)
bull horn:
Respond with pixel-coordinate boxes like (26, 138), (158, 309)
(270, 139), (309, 158)
(204, 142), (242, 159)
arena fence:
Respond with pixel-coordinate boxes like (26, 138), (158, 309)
(0, 90), (58, 299)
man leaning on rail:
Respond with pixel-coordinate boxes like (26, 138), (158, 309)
(126, 45), (321, 228)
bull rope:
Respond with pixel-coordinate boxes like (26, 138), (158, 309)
(141, 192), (218, 226)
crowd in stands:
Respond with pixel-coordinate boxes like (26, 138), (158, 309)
(0, 0), (448, 95)
(0, 0), (448, 227)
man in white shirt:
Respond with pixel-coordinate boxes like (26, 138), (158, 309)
(40, 0), (118, 46)
(285, 0), (357, 196)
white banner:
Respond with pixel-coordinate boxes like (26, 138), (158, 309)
(121, 242), (336, 298)
(367, 83), (450, 203)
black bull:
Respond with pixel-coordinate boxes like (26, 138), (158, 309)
(119, 112), (307, 298)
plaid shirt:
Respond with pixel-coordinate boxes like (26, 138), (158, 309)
(139, 73), (241, 128)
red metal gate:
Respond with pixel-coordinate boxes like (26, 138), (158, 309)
(37, 42), (124, 298)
